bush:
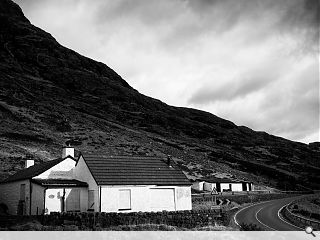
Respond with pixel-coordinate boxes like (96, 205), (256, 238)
(102, 224), (179, 231)
(41, 225), (64, 231)
(9, 220), (43, 231)
(0, 203), (8, 215)
(62, 225), (79, 231)
(239, 223), (262, 231)
(41, 209), (224, 230)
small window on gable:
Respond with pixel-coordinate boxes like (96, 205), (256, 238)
(118, 189), (131, 210)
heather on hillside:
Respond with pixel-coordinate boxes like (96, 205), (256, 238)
(0, 0), (319, 190)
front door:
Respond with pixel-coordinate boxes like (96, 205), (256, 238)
(45, 189), (64, 214)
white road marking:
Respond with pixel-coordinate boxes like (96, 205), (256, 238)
(234, 197), (306, 231)
(277, 203), (304, 230)
(255, 206), (277, 231)
(233, 200), (273, 228)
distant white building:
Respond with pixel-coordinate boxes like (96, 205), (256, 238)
(192, 177), (253, 192)
(191, 180), (205, 191)
(0, 147), (192, 215)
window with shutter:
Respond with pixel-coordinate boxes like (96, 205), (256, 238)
(88, 190), (95, 210)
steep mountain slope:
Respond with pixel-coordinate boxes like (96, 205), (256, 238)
(0, 0), (319, 190)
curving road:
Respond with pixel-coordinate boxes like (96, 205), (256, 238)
(234, 196), (306, 231)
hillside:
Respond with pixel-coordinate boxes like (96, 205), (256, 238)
(0, 0), (319, 190)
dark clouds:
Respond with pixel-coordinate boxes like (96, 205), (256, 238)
(188, 53), (291, 104)
(197, 59), (319, 142)
(188, 60), (284, 104)
(189, 78), (270, 104)
(95, 0), (183, 25)
(91, 0), (319, 51)
(15, 0), (319, 53)
(260, 68), (319, 141)
(277, 0), (319, 53)
(13, 0), (319, 143)
(186, 0), (319, 47)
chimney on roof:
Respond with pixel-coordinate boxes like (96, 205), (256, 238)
(62, 144), (74, 158)
(25, 154), (34, 168)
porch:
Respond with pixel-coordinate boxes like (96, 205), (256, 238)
(31, 179), (88, 214)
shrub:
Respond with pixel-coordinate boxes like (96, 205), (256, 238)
(41, 225), (64, 231)
(103, 224), (179, 231)
(239, 223), (262, 231)
(0, 203), (8, 215)
(9, 220), (43, 231)
(41, 209), (224, 230)
(62, 225), (79, 231)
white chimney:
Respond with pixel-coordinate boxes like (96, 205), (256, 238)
(62, 146), (74, 158)
(25, 159), (34, 168)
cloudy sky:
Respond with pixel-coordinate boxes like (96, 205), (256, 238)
(14, 0), (319, 143)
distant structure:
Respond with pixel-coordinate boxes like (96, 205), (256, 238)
(0, 147), (191, 215)
(191, 177), (253, 192)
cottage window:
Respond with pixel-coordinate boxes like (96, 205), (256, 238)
(88, 190), (95, 210)
(118, 189), (131, 210)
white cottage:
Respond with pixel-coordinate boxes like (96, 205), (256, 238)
(73, 154), (192, 213)
(0, 148), (192, 215)
(191, 180), (205, 191)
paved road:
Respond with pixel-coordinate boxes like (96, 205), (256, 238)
(234, 196), (306, 231)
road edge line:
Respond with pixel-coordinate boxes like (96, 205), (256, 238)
(277, 203), (304, 231)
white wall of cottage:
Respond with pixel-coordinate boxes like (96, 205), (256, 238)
(73, 155), (99, 212)
(100, 185), (192, 213)
(35, 157), (76, 179)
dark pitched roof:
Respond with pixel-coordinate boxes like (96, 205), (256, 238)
(1, 157), (74, 183)
(81, 154), (191, 186)
(202, 177), (246, 183)
(31, 178), (88, 187)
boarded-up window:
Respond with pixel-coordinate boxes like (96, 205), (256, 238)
(20, 184), (26, 201)
(88, 190), (95, 210)
(150, 188), (175, 211)
(118, 189), (131, 210)
(66, 189), (80, 212)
